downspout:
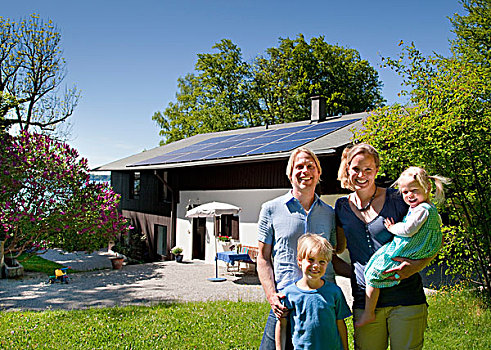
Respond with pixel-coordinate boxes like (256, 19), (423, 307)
(153, 170), (177, 255)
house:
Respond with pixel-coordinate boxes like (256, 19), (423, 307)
(95, 97), (365, 264)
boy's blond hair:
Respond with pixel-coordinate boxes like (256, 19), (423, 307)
(297, 233), (333, 263)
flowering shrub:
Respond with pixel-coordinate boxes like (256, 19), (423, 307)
(218, 236), (231, 242)
(0, 131), (132, 257)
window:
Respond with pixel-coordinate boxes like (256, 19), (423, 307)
(156, 225), (167, 256)
(129, 172), (140, 199)
(220, 214), (239, 240)
(158, 171), (172, 203)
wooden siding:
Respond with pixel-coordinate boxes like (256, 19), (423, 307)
(122, 210), (172, 260)
(112, 172), (173, 215)
(173, 159), (290, 191)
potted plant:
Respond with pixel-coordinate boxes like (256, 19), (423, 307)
(171, 246), (183, 262)
(109, 239), (127, 270)
(217, 236), (233, 251)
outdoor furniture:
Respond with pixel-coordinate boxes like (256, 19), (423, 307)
(216, 246), (258, 274)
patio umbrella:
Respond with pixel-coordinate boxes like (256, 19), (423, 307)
(185, 201), (241, 218)
(185, 202), (241, 282)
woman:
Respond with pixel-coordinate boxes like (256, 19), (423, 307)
(334, 143), (432, 350)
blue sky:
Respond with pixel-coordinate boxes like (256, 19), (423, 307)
(3, 0), (463, 168)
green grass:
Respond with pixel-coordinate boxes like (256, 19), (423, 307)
(425, 285), (491, 349)
(17, 253), (65, 275)
(0, 301), (271, 349)
(0, 285), (489, 349)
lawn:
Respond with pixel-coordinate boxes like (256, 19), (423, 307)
(0, 285), (489, 349)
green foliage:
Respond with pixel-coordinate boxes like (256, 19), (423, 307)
(450, 0), (491, 67)
(0, 14), (79, 136)
(355, 1), (491, 298)
(153, 35), (384, 144)
(0, 132), (132, 257)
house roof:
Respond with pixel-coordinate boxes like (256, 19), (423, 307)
(94, 112), (366, 172)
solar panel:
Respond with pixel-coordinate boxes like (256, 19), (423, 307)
(249, 140), (307, 155)
(206, 145), (259, 159)
(129, 118), (360, 166)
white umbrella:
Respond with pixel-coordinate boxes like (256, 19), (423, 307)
(185, 201), (241, 282)
(185, 201), (241, 218)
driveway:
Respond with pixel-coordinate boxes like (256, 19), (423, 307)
(0, 249), (353, 311)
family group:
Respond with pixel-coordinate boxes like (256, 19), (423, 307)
(256, 143), (448, 350)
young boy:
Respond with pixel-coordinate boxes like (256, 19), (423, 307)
(275, 233), (351, 350)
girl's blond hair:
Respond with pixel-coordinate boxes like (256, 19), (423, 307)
(395, 166), (450, 205)
(337, 143), (380, 190)
(297, 233), (333, 263)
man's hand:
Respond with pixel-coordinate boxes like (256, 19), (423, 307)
(268, 292), (288, 319)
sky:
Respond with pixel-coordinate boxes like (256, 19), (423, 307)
(3, 0), (464, 168)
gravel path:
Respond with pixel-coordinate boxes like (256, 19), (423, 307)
(0, 249), (353, 311)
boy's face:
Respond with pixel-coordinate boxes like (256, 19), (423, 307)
(298, 252), (328, 281)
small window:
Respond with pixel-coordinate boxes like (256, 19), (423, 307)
(220, 214), (239, 240)
(130, 172), (141, 199)
(158, 171), (172, 203)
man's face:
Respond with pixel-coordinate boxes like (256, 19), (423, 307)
(290, 152), (320, 193)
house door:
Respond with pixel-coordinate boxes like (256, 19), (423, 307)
(156, 225), (167, 258)
(192, 218), (206, 260)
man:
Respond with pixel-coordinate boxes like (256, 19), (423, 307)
(257, 147), (337, 349)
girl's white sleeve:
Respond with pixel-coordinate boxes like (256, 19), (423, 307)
(387, 205), (429, 237)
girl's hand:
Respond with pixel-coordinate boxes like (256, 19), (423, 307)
(384, 217), (395, 229)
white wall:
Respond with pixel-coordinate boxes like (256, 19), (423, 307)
(175, 190), (347, 263)
(176, 189), (289, 263)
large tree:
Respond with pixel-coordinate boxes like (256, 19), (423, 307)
(354, 0), (491, 298)
(153, 35), (384, 144)
(0, 14), (79, 136)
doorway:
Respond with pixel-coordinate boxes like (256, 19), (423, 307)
(192, 218), (206, 260)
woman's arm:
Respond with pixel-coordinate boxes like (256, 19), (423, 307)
(383, 256), (434, 280)
(335, 225), (347, 254)
(332, 226), (352, 278)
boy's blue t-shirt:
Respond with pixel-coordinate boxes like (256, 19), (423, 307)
(283, 281), (352, 350)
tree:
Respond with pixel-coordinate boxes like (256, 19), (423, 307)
(252, 35), (384, 124)
(0, 14), (79, 136)
(153, 35), (384, 144)
(450, 0), (491, 67)
(354, 0), (491, 298)
(0, 131), (132, 258)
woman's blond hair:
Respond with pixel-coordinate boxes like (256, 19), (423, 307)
(337, 143), (380, 190)
(297, 233), (333, 263)
(395, 166), (450, 205)
(286, 147), (322, 181)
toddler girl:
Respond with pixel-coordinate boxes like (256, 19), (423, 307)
(356, 166), (448, 327)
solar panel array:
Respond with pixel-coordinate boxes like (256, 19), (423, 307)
(130, 118), (359, 167)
